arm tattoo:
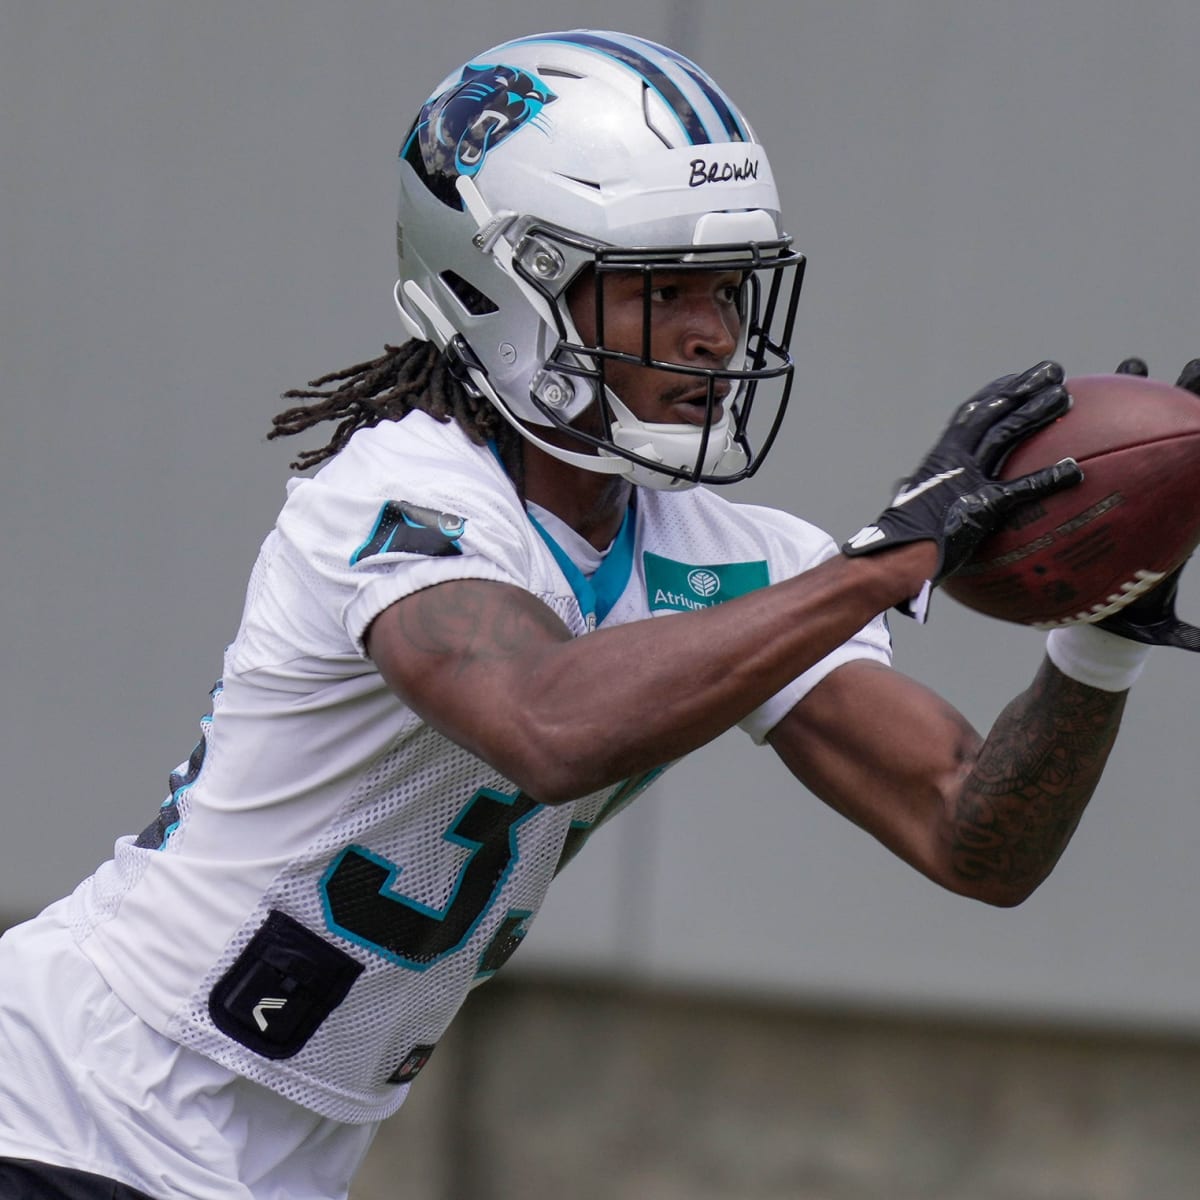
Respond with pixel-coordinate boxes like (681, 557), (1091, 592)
(392, 581), (569, 668)
(949, 659), (1127, 892)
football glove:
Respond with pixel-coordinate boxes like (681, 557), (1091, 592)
(1096, 561), (1200, 651)
(843, 361), (1083, 617)
(1113, 355), (1200, 395)
(1093, 357), (1200, 650)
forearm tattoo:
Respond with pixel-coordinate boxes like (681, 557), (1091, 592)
(949, 660), (1127, 891)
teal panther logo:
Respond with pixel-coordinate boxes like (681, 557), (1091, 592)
(402, 63), (556, 207)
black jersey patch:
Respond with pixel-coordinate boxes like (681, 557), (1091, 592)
(387, 1043), (437, 1086)
(209, 910), (364, 1060)
(352, 500), (466, 563)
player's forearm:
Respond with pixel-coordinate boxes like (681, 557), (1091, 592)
(382, 545), (931, 804)
(944, 656), (1127, 906)
(494, 547), (932, 801)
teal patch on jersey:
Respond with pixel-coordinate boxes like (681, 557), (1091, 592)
(644, 552), (769, 613)
(351, 500), (465, 563)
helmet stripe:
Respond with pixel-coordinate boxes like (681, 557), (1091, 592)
(511, 31), (714, 145)
(642, 40), (748, 142)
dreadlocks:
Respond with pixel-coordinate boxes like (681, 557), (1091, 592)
(268, 338), (525, 490)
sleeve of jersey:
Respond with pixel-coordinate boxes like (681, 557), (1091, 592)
(736, 520), (893, 746)
(284, 462), (533, 657)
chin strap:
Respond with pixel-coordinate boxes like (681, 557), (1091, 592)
(604, 392), (747, 489)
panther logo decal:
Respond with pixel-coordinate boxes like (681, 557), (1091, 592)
(402, 63), (556, 207)
(351, 500), (466, 563)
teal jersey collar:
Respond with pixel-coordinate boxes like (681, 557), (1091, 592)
(526, 505), (637, 631)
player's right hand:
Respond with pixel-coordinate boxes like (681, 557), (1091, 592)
(842, 361), (1083, 616)
(1114, 356), (1200, 395)
(1095, 560), (1200, 651)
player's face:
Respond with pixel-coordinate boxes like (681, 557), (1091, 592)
(566, 267), (744, 428)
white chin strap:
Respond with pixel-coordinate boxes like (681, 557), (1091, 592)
(603, 393), (748, 490)
(480, 364), (745, 490)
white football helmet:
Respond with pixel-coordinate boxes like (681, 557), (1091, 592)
(394, 29), (805, 489)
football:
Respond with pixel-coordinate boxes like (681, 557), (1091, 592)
(942, 373), (1200, 628)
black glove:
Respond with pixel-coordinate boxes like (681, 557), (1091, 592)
(843, 361), (1083, 615)
(1113, 356), (1200, 395)
(1096, 561), (1200, 650)
(1093, 357), (1200, 650)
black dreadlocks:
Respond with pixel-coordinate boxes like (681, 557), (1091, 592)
(268, 339), (525, 491)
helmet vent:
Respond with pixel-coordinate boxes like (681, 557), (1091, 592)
(641, 84), (676, 149)
(557, 173), (602, 192)
(536, 66), (584, 79)
(440, 270), (499, 316)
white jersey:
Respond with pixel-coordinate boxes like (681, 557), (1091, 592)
(66, 411), (891, 1123)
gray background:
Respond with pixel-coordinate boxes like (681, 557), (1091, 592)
(3, 0), (1199, 1037)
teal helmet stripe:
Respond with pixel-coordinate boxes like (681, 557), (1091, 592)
(510, 30), (718, 145)
(629, 34), (748, 142)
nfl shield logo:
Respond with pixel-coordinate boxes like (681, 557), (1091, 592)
(388, 1043), (436, 1085)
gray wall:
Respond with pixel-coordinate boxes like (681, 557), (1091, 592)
(3, 1), (1199, 1032)
(349, 976), (1200, 1200)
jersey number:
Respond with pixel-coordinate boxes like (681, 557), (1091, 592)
(319, 787), (539, 972)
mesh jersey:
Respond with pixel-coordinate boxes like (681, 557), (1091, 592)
(68, 411), (891, 1123)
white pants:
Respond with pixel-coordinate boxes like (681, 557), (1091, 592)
(0, 900), (378, 1200)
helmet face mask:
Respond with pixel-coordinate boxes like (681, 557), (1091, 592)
(394, 30), (806, 489)
(520, 225), (804, 486)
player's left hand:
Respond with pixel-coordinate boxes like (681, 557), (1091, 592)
(1095, 356), (1200, 650)
(842, 362), (1082, 617)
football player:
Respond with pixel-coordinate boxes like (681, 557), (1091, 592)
(0, 29), (1194, 1200)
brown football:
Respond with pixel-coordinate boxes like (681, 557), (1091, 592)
(942, 373), (1200, 628)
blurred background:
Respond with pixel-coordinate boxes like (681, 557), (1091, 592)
(3, 2), (1199, 1197)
